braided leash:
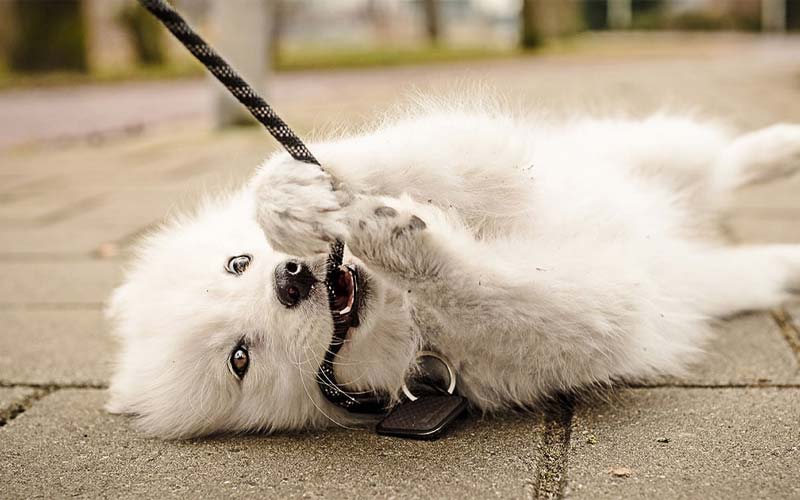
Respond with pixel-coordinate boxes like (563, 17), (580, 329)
(138, 0), (387, 414)
(138, 0), (318, 164)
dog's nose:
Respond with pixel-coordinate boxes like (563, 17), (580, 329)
(274, 260), (316, 307)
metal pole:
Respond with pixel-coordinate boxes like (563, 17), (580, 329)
(608, 0), (632, 30)
(762, 0), (787, 32)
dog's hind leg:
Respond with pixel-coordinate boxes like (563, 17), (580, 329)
(662, 244), (800, 317)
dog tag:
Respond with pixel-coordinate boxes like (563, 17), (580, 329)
(375, 394), (467, 440)
(375, 350), (467, 440)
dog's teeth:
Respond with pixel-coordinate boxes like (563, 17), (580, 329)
(338, 305), (352, 314)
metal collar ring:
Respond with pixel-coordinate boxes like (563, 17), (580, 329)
(402, 350), (457, 402)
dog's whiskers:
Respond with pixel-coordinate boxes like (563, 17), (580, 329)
(302, 338), (377, 391)
(305, 335), (381, 368)
(299, 339), (377, 396)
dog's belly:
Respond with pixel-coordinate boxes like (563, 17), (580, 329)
(408, 301), (448, 346)
(408, 300), (538, 410)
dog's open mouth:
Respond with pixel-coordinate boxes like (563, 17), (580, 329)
(329, 265), (360, 328)
(320, 262), (387, 413)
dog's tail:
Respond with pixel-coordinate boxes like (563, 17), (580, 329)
(713, 124), (800, 194)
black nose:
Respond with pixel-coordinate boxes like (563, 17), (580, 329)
(275, 260), (316, 307)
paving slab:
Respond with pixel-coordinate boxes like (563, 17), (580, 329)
(783, 302), (800, 358)
(0, 389), (545, 499)
(0, 188), (107, 226)
(730, 174), (800, 213)
(8, 188), (204, 254)
(0, 387), (36, 424)
(0, 188), (185, 231)
(727, 177), (800, 244)
(566, 388), (800, 500)
(786, 302), (800, 323)
(0, 311), (114, 385)
(0, 172), (46, 193)
(0, 260), (121, 305)
(0, 170), (62, 194)
(672, 312), (800, 386)
(727, 216), (800, 245)
(61, 189), (206, 229)
(0, 225), (145, 256)
(2, 127), (269, 189)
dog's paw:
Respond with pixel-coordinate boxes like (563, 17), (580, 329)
(252, 156), (351, 256)
(346, 196), (431, 276)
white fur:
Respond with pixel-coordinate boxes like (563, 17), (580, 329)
(107, 105), (800, 439)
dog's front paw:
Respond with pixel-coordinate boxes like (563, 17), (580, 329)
(252, 156), (351, 256)
(347, 196), (431, 277)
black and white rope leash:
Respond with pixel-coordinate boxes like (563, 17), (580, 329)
(138, 0), (318, 165)
(137, 0), (387, 414)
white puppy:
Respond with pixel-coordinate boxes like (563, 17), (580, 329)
(107, 106), (800, 439)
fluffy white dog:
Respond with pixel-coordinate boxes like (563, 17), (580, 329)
(107, 106), (800, 439)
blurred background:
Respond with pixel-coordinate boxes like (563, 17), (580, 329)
(1, 0), (799, 138)
(1, 0), (799, 262)
(2, 0), (799, 79)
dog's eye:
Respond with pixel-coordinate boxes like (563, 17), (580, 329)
(226, 255), (251, 276)
(229, 346), (249, 379)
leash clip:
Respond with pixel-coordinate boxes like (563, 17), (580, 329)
(401, 350), (457, 401)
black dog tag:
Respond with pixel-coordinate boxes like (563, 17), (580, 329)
(375, 394), (467, 440)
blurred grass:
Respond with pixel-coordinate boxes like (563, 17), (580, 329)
(0, 45), (515, 89)
(272, 33), (720, 72)
(275, 44), (517, 71)
(0, 33), (739, 90)
(0, 44), (521, 90)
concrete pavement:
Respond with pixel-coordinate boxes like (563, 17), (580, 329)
(1, 34), (799, 498)
(567, 389), (800, 499)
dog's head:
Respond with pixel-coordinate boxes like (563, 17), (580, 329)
(106, 191), (416, 439)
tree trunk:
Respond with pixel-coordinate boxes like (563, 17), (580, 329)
(422, 0), (441, 44)
(608, 0), (632, 30)
(762, 0), (787, 31)
(520, 0), (541, 48)
(9, 0), (88, 72)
